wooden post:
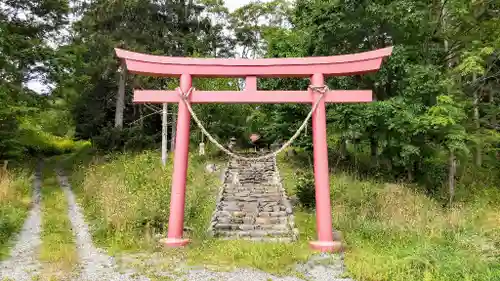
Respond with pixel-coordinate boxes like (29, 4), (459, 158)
(162, 103), (168, 166)
(171, 105), (176, 152)
(473, 73), (481, 166)
(115, 63), (126, 129)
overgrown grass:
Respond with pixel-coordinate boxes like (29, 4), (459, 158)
(39, 170), (78, 278)
(68, 151), (173, 252)
(66, 150), (313, 274)
(279, 154), (500, 281)
(0, 169), (31, 260)
(67, 151), (222, 252)
(66, 149), (500, 279)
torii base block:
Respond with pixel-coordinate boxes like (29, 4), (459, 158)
(115, 46), (392, 252)
(160, 237), (190, 247)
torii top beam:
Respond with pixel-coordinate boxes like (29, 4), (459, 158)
(115, 47), (393, 78)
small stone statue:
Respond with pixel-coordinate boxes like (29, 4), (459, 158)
(270, 141), (280, 152)
(228, 137), (236, 151)
(198, 142), (205, 156)
(205, 163), (218, 173)
(232, 172), (240, 186)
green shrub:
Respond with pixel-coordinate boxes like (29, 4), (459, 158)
(295, 171), (315, 209)
(278, 156), (500, 281)
(92, 127), (157, 152)
(17, 122), (91, 157)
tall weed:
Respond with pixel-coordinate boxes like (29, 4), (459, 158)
(70, 151), (220, 252)
(278, 154), (499, 281)
(66, 150), (500, 279)
(0, 170), (31, 260)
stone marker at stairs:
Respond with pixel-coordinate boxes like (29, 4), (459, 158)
(209, 155), (298, 242)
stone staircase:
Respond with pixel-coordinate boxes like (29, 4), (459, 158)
(209, 155), (298, 242)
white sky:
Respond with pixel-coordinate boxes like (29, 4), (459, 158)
(226, 0), (267, 11)
(27, 0), (271, 93)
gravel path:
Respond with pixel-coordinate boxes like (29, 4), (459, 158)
(56, 170), (151, 281)
(161, 266), (351, 281)
(122, 252), (353, 281)
(0, 167), (43, 281)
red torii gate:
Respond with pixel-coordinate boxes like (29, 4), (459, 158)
(115, 47), (392, 252)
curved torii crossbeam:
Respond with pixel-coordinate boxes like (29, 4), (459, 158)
(116, 47), (392, 252)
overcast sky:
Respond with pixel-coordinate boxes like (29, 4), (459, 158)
(226, 0), (267, 11)
(27, 0), (270, 93)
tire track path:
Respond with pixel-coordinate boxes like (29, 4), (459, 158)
(0, 167), (43, 281)
(55, 170), (150, 281)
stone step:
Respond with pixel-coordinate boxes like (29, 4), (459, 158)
(224, 185), (280, 189)
(219, 205), (287, 213)
(223, 190), (282, 195)
(219, 237), (294, 243)
(228, 166), (273, 168)
(238, 173), (275, 176)
(222, 193), (283, 198)
(214, 215), (289, 224)
(237, 170), (274, 172)
(227, 172), (274, 175)
(213, 223), (290, 231)
(230, 169), (275, 172)
(238, 166), (274, 168)
(231, 160), (273, 162)
(225, 185), (281, 189)
(238, 179), (275, 182)
(223, 187), (281, 190)
(234, 172), (275, 175)
(214, 229), (292, 238)
(223, 191), (282, 195)
(237, 177), (275, 179)
(221, 196), (283, 202)
(215, 210), (289, 218)
(211, 155), (296, 243)
(219, 201), (283, 207)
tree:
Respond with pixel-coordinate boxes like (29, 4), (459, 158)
(0, 0), (69, 159)
(252, 0), (500, 195)
(51, 0), (233, 147)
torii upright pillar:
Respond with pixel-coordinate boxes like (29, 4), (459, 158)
(115, 47), (392, 252)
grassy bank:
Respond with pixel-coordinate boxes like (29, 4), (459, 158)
(39, 169), (77, 278)
(0, 169), (32, 260)
(65, 150), (313, 274)
(66, 151), (221, 253)
(279, 155), (500, 281)
(65, 149), (500, 280)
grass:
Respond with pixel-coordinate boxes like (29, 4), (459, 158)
(64, 148), (500, 280)
(67, 150), (177, 252)
(65, 150), (313, 274)
(39, 168), (78, 278)
(278, 154), (500, 281)
(0, 169), (32, 260)
(185, 239), (311, 272)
